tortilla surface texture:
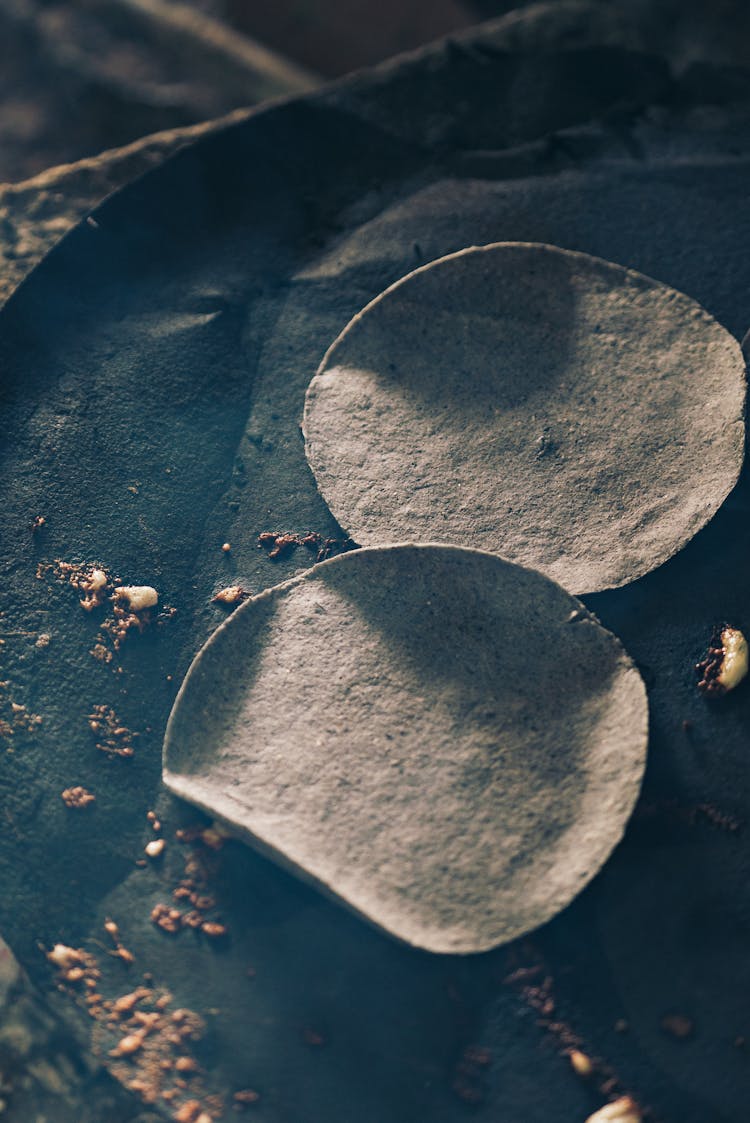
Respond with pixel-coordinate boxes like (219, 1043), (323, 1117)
(303, 243), (746, 594)
(163, 544), (647, 953)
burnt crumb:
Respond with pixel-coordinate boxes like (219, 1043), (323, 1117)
(258, 530), (356, 564)
(502, 947), (649, 1114)
(451, 1042), (492, 1105)
(88, 704), (137, 759)
(696, 624), (748, 697)
(634, 799), (741, 834)
(660, 1013), (694, 1040)
(61, 786), (96, 809)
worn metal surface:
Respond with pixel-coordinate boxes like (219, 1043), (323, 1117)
(0, 3), (749, 1121)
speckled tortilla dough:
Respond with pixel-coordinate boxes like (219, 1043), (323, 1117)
(303, 242), (746, 595)
(163, 544), (647, 954)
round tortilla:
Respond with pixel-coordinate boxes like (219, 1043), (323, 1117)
(303, 243), (746, 595)
(163, 544), (647, 954)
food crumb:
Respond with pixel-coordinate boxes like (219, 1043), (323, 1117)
(569, 1049), (594, 1077)
(585, 1096), (641, 1122)
(696, 625), (748, 696)
(212, 585), (247, 607)
(35, 633), (51, 648)
(61, 786), (96, 809)
(146, 839), (166, 859)
(660, 1013), (693, 1039)
(222, 542), (231, 553)
(114, 585), (158, 612)
(88, 705), (137, 759)
(233, 1088), (261, 1107)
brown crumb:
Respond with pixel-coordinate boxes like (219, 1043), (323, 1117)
(61, 786), (95, 809)
(175, 1056), (200, 1074)
(110, 1031), (145, 1057)
(568, 1048), (594, 1077)
(200, 921), (227, 939)
(212, 585), (248, 607)
(660, 1013), (694, 1039)
(88, 704), (137, 759)
(233, 1088), (260, 1106)
(151, 904), (184, 935)
(258, 530), (355, 563)
(90, 642), (113, 664)
(31, 515), (46, 535)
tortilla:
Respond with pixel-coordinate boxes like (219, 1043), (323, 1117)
(303, 242), (746, 595)
(163, 544), (647, 954)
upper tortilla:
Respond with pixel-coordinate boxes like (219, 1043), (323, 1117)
(303, 242), (746, 595)
(163, 544), (647, 954)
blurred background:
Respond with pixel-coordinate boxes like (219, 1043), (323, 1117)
(1, 0), (748, 182)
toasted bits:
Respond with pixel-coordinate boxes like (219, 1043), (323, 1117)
(234, 1088), (261, 1105)
(110, 1031), (145, 1057)
(146, 839), (166, 859)
(88, 705), (137, 759)
(151, 904), (184, 935)
(46, 944), (83, 970)
(585, 1097), (642, 1123)
(697, 625), (748, 696)
(212, 585), (247, 607)
(569, 1049), (594, 1077)
(61, 786), (96, 809)
(173, 1102), (210, 1123)
(114, 585), (159, 612)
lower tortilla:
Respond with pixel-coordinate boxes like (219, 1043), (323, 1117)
(163, 544), (647, 954)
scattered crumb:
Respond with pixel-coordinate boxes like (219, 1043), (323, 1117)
(31, 515), (46, 535)
(49, 942), (215, 1115)
(146, 839), (166, 859)
(222, 543), (231, 553)
(212, 585), (247, 607)
(660, 1013), (693, 1039)
(35, 633), (51, 648)
(502, 949), (645, 1112)
(569, 1049), (594, 1077)
(233, 1088), (260, 1107)
(114, 585), (159, 612)
(258, 530), (355, 563)
(696, 625), (748, 696)
(61, 786), (96, 809)
(88, 705), (137, 759)
(46, 944), (86, 970)
(90, 642), (113, 664)
(585, 1097), (642, 1123)
(0, 683), (43, 739)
